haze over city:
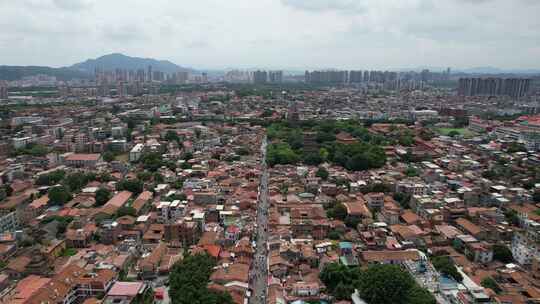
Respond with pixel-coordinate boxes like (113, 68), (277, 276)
(1, 0), (540, 70)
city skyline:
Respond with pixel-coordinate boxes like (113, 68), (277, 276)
(1, 0), (539, 70)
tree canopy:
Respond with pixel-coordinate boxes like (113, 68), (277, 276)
(95, 188), (112, 206)
(492, 244), (513, 263)
(35, 170), (65, 186)
(359, 264), (436, 304)
(266, 120), (387, 171)
(481, 277), (501, 294)
(169, 254), (234, 304)
(431, 255), (463, 282)
(320, 263), (436, 304)
(116, 179), (144, 195)
(48, 185), (72, 205)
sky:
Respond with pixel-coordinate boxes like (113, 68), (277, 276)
(0, 0), (539, 70)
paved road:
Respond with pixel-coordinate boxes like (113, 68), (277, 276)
(249, 136), (269, 304)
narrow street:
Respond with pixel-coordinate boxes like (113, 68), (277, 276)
(249, 136), (269, 304)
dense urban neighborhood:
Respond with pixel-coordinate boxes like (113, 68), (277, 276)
(0, 68), (539, 304)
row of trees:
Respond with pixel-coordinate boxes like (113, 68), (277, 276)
(320, 263), (436, 304)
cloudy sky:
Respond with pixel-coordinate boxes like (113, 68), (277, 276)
(1, 0), (539, 70)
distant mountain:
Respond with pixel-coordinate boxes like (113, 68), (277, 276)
(0, 65), (91, 81)
(70, 53), (193, 74)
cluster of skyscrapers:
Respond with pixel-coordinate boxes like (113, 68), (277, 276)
(458, 78), (531, 98)
(252, 70), (283, 84)
(94, 66), (190, 85)
(304, 69), (451, 85)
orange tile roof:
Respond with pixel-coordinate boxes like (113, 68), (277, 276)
(456, 218), (481, 235)
(65, 153), (100, 161)
(203, 244), (221, 258)
(361, 250), (420, 262)
(8, 275), (50, 303)
(29, 195), (49, 209)
(401, 210), (420, 224)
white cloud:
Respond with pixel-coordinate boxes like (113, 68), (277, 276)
(0, 0), (538, 69)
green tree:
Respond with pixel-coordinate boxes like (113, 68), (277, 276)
(261, 108), (274, 117)
(405, 166), (420, 177)
(97, 172), (113, 182)
(173, 179), (184, 190)
(64, 172), (91, 192)
(236, 147), (250, 156)
(481, 277), (501, 293)
(316, 167), (329, 180)
(345, 216), (361, 229)
(183, 152), (193, 160)
(48, 186), (72, 205)
(267, 143), (300, 166)
(154, 173), (164, 183)
(116, 179), (144, 195)
(358, 264), (415, 304)
(448, 130), (461, 137)
(103, 151), (116, 162)
(393, 192), (411, 209)
(165, 130), (180, 142)
(95, 188), (111, 206)
(507, 142), (527, 153)
(504, 209), (520, 226)
(35, 170), (66, 186)
(431, 256), (463, 282)
(116, 206), (137, 217)
(319, 147), (329, 162)
(137, 171), (153, 182)
(29, 144), (48, 156)
(1, 184), (13, 197)
(42, 215), (73, 235)
(141, 153), (163, 172)
(407, 285), (436, 304)
(169, 253), (233, 304)
(331, 203), (347, 221)
(328, 230), (341, 240)
(399, 134), (415, 146)
(533, 190), (540, 203)
(303, 153), (323, 165)
(492, 244), (513, 263)
(320, 263), (362, 298)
